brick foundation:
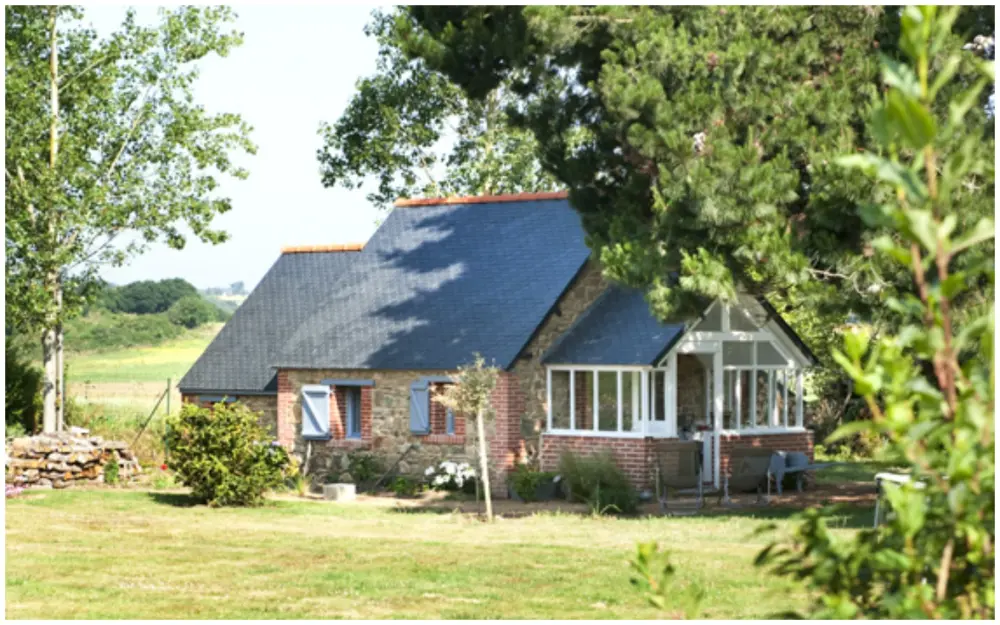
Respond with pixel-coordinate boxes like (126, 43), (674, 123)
(539, 435), (654, 490)
(540, 430), (815, 491)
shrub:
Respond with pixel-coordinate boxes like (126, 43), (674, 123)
(65, 311), (183, 352)
(5, 339), (41, 435)
(391, 476), (421, 497)
(558, 451), (638, 515)
(103, 452), (120, 485)
(165, 402), (291, 506)
(167, 295), (221, 329)
(424, 460), (477, 492)
(346, 451), (382, 485)
(511, 464), (558, 502)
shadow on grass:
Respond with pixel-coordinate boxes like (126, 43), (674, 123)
(147, 492), (202, 507)
(703, 503), (874, 529)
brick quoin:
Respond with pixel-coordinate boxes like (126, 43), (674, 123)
(276, 370), (295, 449)
(486, 372), (526, 496)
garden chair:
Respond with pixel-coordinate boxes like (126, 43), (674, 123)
(721, 447), (773, 505)
(654, 441), (704, 513)
(773, 451), (840, 494)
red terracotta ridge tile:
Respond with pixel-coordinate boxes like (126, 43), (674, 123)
(281, 243), (365, 254)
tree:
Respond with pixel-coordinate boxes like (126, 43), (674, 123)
(433, 354), (500, 521)
(167, 294), (220, 329)
(755, 8), (994, 617)
(5, 6), (255, 431)
(111, 278), (199, 315)
(399, 6), (993, 327)
(316, 8), (558, 212)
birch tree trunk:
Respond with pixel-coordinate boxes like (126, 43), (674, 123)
(40, 6), (60, 433)
(475, 407), (493, 521)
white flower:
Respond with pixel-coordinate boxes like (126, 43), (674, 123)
(433, 475), (447, 486)
(445, 463), (456, 476)
(424, 466), (435, 477)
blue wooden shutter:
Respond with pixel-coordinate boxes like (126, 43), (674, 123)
(446, 407), (455, 435)
(410, 380), (430, 434)
(301, 385), (331, 440)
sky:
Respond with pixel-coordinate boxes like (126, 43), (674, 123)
(86, 5), (388, 291)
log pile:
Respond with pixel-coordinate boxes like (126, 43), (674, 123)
(4, 432), (142, 489)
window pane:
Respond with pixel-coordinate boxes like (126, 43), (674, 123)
(347, 388), (361, 438)
(621, 372), (634, 431)
(723, 341), (754, 367)
(597, 371), (617, 431)
(574, 371), (594, 430)
(757, 341), (787, 366)
(551, 370), (570, 429)
(729, 306), (760, 331)
(693, 304), (723, 331)
(651, 371), (665, 423)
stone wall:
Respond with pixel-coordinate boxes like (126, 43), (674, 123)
(508, 260), (608, 461)
(275, 368), (523, 496)
(5, 433), (141, 489)
(182, 393), (278, 436)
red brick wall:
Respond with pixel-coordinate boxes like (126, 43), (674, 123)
(487, 372), (526, 495)
(539, 435), (652, 490)
(275, 372), (373, 451)
(277, 371), (295, 449)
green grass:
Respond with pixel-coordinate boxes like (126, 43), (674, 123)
(3, 489), (857, 619)
(66, 323), (222, 384)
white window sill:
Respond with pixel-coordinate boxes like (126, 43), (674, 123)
(720, 427), (807, 436)
(544, 429), (650, 439)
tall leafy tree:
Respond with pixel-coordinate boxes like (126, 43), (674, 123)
(316, 9), (557, 212)
(398, 6), (993, 328)
(5, 6), (255, 431)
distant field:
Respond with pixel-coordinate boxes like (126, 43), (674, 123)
(66, 322), (221, 419)
(67, 323), (222, 385)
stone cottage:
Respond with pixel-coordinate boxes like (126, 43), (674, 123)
(179, 192), (817, 495)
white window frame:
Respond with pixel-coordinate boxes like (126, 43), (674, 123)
(546, 365), (660, 438)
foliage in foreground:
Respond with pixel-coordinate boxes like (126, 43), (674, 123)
(5, 339), (42, 435)
(558, 451), (638, 515)
(630, 542), (705, 619)
(165, 402), (291, 507)
(756, 8), (994, 618)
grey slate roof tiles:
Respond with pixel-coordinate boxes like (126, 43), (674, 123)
(180, 197), (592, 392)
(541, 285), (686, 366)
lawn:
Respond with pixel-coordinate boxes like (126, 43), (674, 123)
(3, 489), (861, 619)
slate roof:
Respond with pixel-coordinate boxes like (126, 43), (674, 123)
(541, 286), (686, 366)
(178, 250), (360, 394)
(270, 198), (591, 371)
(180, 196), (592, 393)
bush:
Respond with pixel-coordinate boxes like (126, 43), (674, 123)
(511, 465), (558, 502)
(390, 476), (421, 497)
(5, 339), (41, 435)
(423, 460), (477, 492)
(167, 295), (221, 329)
(103, 452), (120, 485)
(165, 402), (291, 506)
(346, 451), (382, 485)
(65, 311), (183, 352)
(558, 451), (638, 515)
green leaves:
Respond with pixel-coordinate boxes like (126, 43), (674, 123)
(763, 6), (995, 618)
